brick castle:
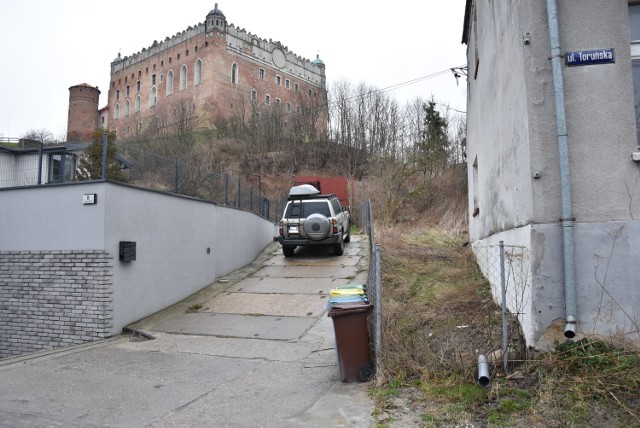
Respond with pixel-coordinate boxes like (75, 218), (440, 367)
(67, 4), (327, 141)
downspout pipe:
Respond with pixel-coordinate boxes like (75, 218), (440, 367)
(546, 0), (577, 338)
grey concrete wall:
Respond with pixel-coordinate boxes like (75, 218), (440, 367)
(0, 182), (274, 355)
(103, 184), (274, 332)
(466, 0), (640, 348)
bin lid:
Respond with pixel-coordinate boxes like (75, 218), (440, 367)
(328, 302), (374, 318)
(330, 288), (365, 297)
(334, 283), (367, 290)
(326, 295), (368, 310)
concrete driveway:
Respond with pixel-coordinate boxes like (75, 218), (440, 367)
(0, 235), (373, 427)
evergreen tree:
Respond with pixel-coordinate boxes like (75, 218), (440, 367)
(416, 97), (449, 176)
(77, 130), (128, 182)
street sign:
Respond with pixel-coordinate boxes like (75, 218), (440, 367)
(565, 49), (615, 66)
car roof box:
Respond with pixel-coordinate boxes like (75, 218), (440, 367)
(289, 184), (320, 197)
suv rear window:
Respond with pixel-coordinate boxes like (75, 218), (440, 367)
(285, 201), (331, 218)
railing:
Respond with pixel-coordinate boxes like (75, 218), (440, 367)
(361, 199), (382, 374)
(0, 137), (283, 222)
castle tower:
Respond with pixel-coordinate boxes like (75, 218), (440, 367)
(205, 3), (227, 34)
(67, 84), (100, 142)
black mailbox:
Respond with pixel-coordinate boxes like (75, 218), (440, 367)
(119, 241), (136, 261)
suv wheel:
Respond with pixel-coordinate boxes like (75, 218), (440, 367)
(282, 245), (295, 257)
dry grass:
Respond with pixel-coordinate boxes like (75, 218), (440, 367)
(368, 169), (640, 427)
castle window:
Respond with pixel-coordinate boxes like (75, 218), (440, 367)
(150, 86), (157, 107)
(251, 89), (257, 102)
(167, 70), (174, 95)
(265, 95), (270, 105)
(308, 89), (312, 97)
(232, 63), (238, 84)
(178, 54), (181, 60)
(126, 125), (130, 133)
(180, 65), (187, 90)
(111, 81), (115, 88)
(286, 102), (291, 112)
(161, 60), (164, 66)
(259, 69), (265, 79)
(126, 85), (130, 96)
(145, 67), (148, 74)
(125, 76), (128, 83)
(138, 70), (142, 78)
(137, 122), (143, 132)
(125, 100), (130, 116)
(116, 90), (120, 100)
(153, 64), (156, 70)
(275, 98), (281, 108)
(152, 74), (156, 85)
(136, 80), (141, 92)
(135, 95), (141, 112)
(205, 41), (208, 47)
(114, 103), (120, 119)
(285, 79), (290, 89)
(195, 59), (202, 85)
(195, 46), (198, 52)
(294, 83), (300, 93)
(275, 76), (281, 85)
(186, 50), (189, 56)
(169, 57), (172, 64)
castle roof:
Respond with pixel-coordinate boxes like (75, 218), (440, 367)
(208, 3), (225, 18)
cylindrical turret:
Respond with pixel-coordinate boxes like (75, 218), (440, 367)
(67, 83), (101, 142)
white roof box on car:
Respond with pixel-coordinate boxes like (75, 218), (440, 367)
(289, 184), (320, 197)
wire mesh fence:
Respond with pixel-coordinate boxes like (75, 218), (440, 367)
(474, 241), (532, 370)
(361, 199), (382, 373)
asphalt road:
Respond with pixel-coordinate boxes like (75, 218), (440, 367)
(0, 236), (373, 427)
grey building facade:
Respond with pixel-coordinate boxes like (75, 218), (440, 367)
(463, 0), (640, 349)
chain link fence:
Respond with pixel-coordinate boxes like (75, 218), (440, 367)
(474, 242), (532, 370)
(360, 199), (382, 373)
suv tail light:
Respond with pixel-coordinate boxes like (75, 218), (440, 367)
(279, 220), (284, 236)
(332, 218), (338, 234)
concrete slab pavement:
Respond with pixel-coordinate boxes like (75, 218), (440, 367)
(0, 235), (374, 427)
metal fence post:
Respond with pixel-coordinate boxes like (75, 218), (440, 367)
(500, 240), (509, 374)
(249, 187), (253, 211)
(175, 159), (180, 194)
(37, 142), (43, 185)
(237, 177), (241, 208)
(101, 131), (108, 180)
(224, 174), (229, 206)
(374, 243), (382, 373)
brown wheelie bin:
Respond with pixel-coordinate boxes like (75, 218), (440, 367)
(328, 301), (374, 382)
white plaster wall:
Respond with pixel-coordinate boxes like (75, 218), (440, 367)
(104, 184), (274, 333)
(0, 183), (107, 251)
(466, 0), (534, 243)
(466, 0), (640, 349)
(0, 182), (275, 335)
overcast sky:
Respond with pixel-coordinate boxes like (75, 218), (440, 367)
(0, 0), (468, 140)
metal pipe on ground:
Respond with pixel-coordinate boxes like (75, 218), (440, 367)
(478, 354), (490, 387)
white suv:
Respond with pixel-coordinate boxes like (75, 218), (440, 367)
(278, 185), (351, 257)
